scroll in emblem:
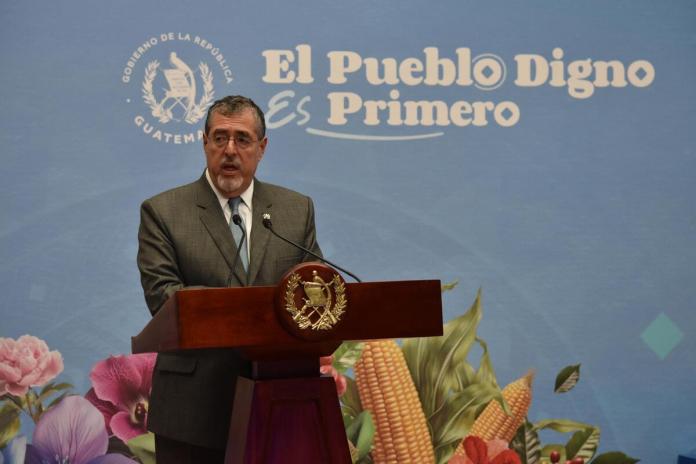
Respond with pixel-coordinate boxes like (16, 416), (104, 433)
(285, 270), (347, 331)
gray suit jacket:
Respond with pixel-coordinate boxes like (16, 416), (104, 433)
(137, 174), (321, 448)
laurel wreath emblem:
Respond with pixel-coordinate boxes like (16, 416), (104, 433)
(141, 60), (215, 124)
(284, 272), (347, 331)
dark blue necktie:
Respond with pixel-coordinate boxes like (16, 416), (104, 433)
(228, 197), (248, 271)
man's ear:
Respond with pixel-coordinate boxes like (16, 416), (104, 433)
(258, 136), (268, 158)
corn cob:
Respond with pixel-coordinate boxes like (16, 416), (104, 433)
(354, 340), (435, 464)
(453, 371), (534, 457)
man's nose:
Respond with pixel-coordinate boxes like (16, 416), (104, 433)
(223, 139), (239, 155)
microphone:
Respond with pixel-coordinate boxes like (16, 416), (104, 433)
(227, 213), (247, 285)
(262, 213), (362, 282)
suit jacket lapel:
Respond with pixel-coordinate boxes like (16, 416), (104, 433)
(248, 180), (272, 285)
(195, 175), (248, 286)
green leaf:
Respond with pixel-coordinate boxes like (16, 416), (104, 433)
(473, 337), (499, 388)
(340, 376), (363, 420)
(533, 418), (593, 434)
(38, 382), (73, 403)
(0, 394), (24, 412)
(342, 411), (354, 428)
(0, 403), (21, 448)
(429, 382), (502, 446)
(25, 389), (40, 422)
(403, 289), (483, 417)
(590, 451), (640, 464)
(435, 444), (459, 464)
(356, 453), (374, 464)
(511, 420), (541, 464)
(51, 382), (73, 391)
(432, 384), (503, 464)
(347, 439), (359, 464)
(441, 279), (459, 292)
(402, 331), (428, 391)
(46, 392), (71, 411)
(403, 289), (482, 390)
(345, 411), (375, 460)
(38, 382), (56, 397)
(402, 289), (506, 464)
(554, 364), (581, 393)
(432, 290), (483, 398)
(566, 427), (600, 460)
(333, 342), (365, 374)
(127, 432), (157, 464)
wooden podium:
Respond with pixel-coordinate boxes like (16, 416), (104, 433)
(132, 263), (443, 464)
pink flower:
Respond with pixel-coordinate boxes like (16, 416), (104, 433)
(448, 436), (521, 464)
(320, 355), (347, 396)
(485, 439), (513, 462)
(85, 353), (156, 443)
(0, 335), (63, 396)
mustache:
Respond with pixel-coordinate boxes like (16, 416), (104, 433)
(221, 158), (241, 169)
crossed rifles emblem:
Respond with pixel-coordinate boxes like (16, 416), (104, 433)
(284, 270), (347, 331)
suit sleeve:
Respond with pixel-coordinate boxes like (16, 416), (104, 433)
(302, 196), (323, 261)
(137, 200), (184, 314)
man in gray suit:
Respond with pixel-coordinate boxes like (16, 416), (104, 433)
(137, 95), (321, 463)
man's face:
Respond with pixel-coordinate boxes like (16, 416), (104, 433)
(203, 109), (267, 198)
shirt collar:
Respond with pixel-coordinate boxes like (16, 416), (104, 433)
(205, 168), (254, 211)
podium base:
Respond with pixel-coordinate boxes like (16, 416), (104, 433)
(225, 375), (351, 464)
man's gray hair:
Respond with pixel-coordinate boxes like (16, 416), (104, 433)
(204, 95), (266, 139)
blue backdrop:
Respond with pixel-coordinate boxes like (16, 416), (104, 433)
(2, 1), (694, 462)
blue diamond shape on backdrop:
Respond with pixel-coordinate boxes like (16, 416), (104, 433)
(641, 313), (684, 360)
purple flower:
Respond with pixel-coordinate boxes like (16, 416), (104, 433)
(25, 395), (136, 464)
(85, 353), (156, 442)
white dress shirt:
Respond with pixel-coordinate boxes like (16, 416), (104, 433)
(205, 169), (253, 263)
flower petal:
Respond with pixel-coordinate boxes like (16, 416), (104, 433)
(130, 353), (156, 397)
(109, 411), (145, 443)
(33, 395), (108, 464)
(25, 444), (51, 464)
(463, 436), (488, 464)
(85, 388), (120, 433)
(87, 453), (138, 464)
(33, 351), (64, 386)
(490, 450), (522, 464)
(319, 365), (332, 375)
(90, 356), (145, 407)
(4, 383), (29, 397)
(0, 363), (21, 383)
(486, 438), (510, 461)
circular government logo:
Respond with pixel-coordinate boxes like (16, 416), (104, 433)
(121, 32), (234, 144)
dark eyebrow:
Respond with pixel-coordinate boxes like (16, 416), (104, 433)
(212, 129), (253, 137)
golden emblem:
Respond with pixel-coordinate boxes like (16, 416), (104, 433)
(284, 270), (347, 330)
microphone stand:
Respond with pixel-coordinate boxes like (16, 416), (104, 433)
(262, 214), (362, 283)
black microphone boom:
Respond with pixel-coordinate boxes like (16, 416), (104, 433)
(262, 213), (362, 283)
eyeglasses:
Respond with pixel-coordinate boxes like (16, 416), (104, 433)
(210, 133), (259, 150)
